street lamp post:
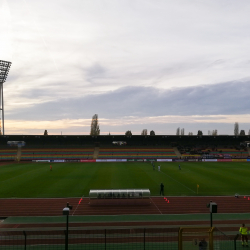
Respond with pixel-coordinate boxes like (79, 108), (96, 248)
(63, 202), (73, 250)
(208, 202), (217, 227)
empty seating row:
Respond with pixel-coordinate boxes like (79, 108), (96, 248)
(202, 148), (249, 158)
(21, 148), (94, 160)
(98, 147), (178, 159)
(0, 149), (16, 160)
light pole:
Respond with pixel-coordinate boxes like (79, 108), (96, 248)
(0, 60), (12, 135)
(207, 201), (217, 227)
(63, 202), (73, 250)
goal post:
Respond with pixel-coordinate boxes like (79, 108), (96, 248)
(179, 227), (215, 250)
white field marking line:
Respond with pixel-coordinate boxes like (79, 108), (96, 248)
(150, 197), (162, 214)
(72, 195), (84, 216)
(160, 171), (196, 193)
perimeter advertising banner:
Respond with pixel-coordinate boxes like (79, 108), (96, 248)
(32, 160), (50, 162)
(127, 159), (155, 162)
(217, 159), (232, 162)
(232, 159), (247, 162)
(157, 159), (172, 162)
(202, 159), (218, 162)
(80, 160), (96, 162)
(96, 159), (127, 162)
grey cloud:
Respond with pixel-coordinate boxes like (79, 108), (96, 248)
(86, 63), (107, 79)
(5, 80), (250, 120)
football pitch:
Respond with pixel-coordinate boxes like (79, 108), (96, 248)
(0, 161), (249, 198)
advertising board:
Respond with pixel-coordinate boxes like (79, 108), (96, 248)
(96, 159), (127, 162)
(202, 159), (217, 162)
(32, 160), (50, 162)
(232, 159), (247, 162)
(157, 159), (172, 162)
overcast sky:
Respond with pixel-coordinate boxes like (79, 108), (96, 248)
(1, 0), (250, 135)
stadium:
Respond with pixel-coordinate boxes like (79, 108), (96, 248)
(0, 134), (250, 249)
(1, 1), (250, 249)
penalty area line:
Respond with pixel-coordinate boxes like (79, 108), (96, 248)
(160, 171), (196, 194)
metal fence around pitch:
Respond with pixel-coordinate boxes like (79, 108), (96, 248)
(213, 227), (236, 250)
(0, 227), (238, 250)
(1, 228), (178, 250)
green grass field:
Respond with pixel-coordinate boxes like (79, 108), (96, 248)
(0, 162), (249, 198)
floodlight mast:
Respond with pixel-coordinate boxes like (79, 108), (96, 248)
(0, 60), (12, 135)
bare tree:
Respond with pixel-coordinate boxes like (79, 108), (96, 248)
(208, 130), (211, 135)
(234, 122), (239, 135)
(44, 130), (48, 136)
(141, 129), (147, 135)
(150, 130), (155, 136)
(240, 130), (245, 136)
(125, 130), (132, 136)
(188, 132), (193, 135)
(181, 128), (185, 135)
(212, 130), (218, 136)
(176, 127), (180, 135)
(90, 114), (100, 135)
(197, 130), (203, 136)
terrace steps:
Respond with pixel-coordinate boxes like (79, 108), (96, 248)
(93, 147), (99, 159)
(173, 147), (181, 159)
(1, 196), (250, 217)
(17, 147), (21, 161)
